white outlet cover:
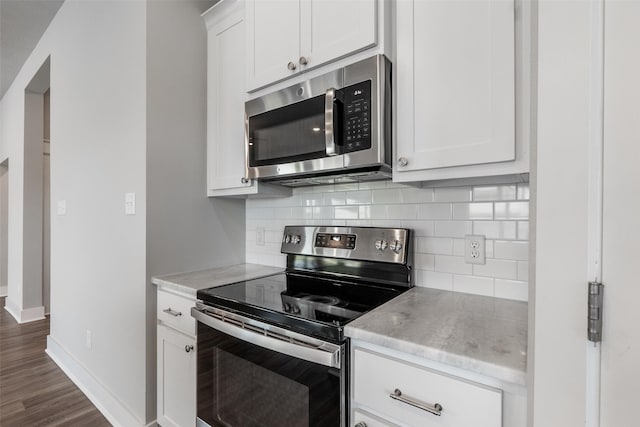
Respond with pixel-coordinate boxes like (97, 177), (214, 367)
(125, 192), (135, 215)
(256, 227), (265, 246)
(57, 200), (66, 216)
(464, 234), (486, 264)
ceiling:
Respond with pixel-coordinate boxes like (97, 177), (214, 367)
(0, 0), (64, 100)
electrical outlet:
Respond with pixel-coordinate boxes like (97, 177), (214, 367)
(57, 200), (66, 216)
(86, 330), (92, 350)
(256, 227), (265, 246)
(464, 235), (486, 264)
(125, 192), (136, 215)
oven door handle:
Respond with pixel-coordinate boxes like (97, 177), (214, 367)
(325, 88), (338, 156)
(191, 307), (341, 368)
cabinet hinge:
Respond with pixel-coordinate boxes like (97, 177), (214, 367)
(588, 281), (604, 342)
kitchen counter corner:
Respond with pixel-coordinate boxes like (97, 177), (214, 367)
(345, 287), (528, 386)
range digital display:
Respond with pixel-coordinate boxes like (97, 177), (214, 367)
(314, 233), (356, 249)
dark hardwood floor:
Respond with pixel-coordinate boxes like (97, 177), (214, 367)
(0, 297), (111, 426)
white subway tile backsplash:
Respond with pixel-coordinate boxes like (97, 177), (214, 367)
(435, 255), (473, 275)
(387, 204), (417, 220)
(453, 203), (493, 220)
(334, 206), (359, 219)
(312, 206), (334, 219)
(358, 180), (388, 190)
(246, 180), (529, 301)
(434, 187), (472, 202)
(495, 202), (529, 220)
(494, 241), (529, 261)
(346, 190), (372, 205)
(517, 221), (529, 240)
(400, 187), (434, 203)
(414, 253), (435, 270)
(517, 184), (530, 200)
(323, 192), (346, 206)
(518, 261), (529, 281)
(473, 221), (517, 240)
(453, 275), (495, 297)
(416, 270), (453, 290)
(372, 188), (403, 204)
(434, 221), (472, 238)
(473, 259), (518, 280)
(417, 237), (453, 255)
(473, 185), (517, 201)
(402, 220), (434, 237)
(417, 203), (452, 220)
(495, 279), (528, 301)
(359, 205), (386, 219)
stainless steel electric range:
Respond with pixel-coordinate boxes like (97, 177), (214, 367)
(192, 226), (412, 427)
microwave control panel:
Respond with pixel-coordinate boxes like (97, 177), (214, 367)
(342, 81), (371, 153)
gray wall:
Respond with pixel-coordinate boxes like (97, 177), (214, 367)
(145, 0), (244, 419)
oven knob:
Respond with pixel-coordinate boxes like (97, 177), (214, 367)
(283, 234), (291, 244)
(389, 240), (403, 254)
(375, 239), (388, 251)
(355, 423), (367, 427)
(292, 305), (301, 314)
(291, 235), (301, 244)
(283, 303), (292, 312)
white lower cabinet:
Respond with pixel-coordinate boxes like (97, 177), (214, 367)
(157, 288), (196, 427)
(351, 347), (503, 427)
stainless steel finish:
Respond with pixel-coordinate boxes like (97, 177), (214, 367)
(281, 226), (410, 265)
(196, 417), (211, 427)
(240, 177), (249, 184)
(185, 344), (194, 353)
(287, 61), (296, 70)
(389, 240), (403, 254)
(390, 388), (443, 416)
(588, 281), (604, 342)
(299, 56), (308, 65)
(325, 88), (338, 156)
(162, 308), (182, 317)
(375, 239), (388, 251)
(245, 55), (391, 183)
(398, 157), (409, 167)
(192, 304), (342, 368)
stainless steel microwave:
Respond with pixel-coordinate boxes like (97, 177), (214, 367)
(245, 55), (391, 186)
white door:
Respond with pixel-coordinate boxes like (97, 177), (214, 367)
(600, 1), (640, 425)
(246, 0), (300, 90)
(300, 0), (376, 71)
(534, 1), (640, 426)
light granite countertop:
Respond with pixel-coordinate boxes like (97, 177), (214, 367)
(151, 263), (284, 296)
(345, 287), (528, 386)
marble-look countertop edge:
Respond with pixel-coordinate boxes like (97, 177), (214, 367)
(345, 326), (526, 386)
(151, 263), (284, 296)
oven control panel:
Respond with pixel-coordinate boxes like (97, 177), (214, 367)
(281, 226), (410, 265)
(315, 233), (356, 250)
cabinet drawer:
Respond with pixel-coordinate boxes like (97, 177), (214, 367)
(157, 289), (196, 336)
(352, 409), (398, 427)
(353, 349), (502, 427)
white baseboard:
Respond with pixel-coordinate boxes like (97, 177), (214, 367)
(0, 285), (7, 297)
(46, 335), (156, 427)
(3, 298), (44, 323)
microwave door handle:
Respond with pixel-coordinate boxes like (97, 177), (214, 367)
(325, 88), (338, 156)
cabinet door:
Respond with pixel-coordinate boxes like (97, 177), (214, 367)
(246, 0), (300, 90)
(157, 325), (196, 427)
(207, 8), (252, 192)
(300, 0), (376, 69)
(396, 0), (515, 172)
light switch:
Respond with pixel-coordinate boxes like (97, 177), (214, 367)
(125, 192), (135, 215)
(57, 200), (66, 216)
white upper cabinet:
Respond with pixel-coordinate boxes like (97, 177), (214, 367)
(204, 0), (291, 198)
(246, 0), (377, 91)
(395, 0), (530, 183)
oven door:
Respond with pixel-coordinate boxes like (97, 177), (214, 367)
(192, 305), (346, 427)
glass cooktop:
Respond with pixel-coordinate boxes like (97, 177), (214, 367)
(197, 272), (404, 343)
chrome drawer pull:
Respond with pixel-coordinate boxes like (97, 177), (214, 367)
(162, 308), (182, 317)
(390, 388), (443, 416)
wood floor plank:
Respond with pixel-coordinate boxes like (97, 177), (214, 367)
(0, 297), (112, 426)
